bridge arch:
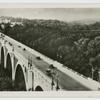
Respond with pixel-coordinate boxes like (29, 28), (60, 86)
(6, 53), (12, 79)
(14, 64), (26, 91)
(35, 86), (43, 91)
(1, 47), (5, 69)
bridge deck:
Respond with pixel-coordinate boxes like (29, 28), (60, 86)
(3, 34), (90, 90)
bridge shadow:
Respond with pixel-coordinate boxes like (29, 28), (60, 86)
(35, 86), (43, 91)
(6, 53), (12, 79)
(0, 47), (42, 91)
(0, 47), (26, 91)
(1, 47), (5, 70)
(0, 49), (13, 91)
(14, 64), (26, 91)
(0, 47), (6, 77)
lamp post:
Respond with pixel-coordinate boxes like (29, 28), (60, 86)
(31, 57), (34, 91)
(28, 56), (32, 69)
(49, 64), (60, 91)
(55, 70), (60, 91)
(28, 56), (34, 91)
(30, 70), (34, 91)
(49, 64), (55, 90)
(98, 69), (100, 90)
(89, 58), (95, 80)
(12, 45), (14, 52)
(91, 65), (95, 80)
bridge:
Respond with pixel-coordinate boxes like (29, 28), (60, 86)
(0, 32), (100, 91)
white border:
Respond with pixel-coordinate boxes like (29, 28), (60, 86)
(0, 91), (100, 98)
(0, 3), (100, 8)
(0, 0), (100, 3)
(0, 3), (100, 98)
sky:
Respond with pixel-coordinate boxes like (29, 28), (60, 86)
(0, 8), (100, 22)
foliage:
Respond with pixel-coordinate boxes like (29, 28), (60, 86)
(1, 18), (100, 81)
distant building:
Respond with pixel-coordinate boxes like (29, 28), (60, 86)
(0, 18), (10, 23)
(10, 22), (23, 27)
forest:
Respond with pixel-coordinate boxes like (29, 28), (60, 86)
(1, 17), (100, 81)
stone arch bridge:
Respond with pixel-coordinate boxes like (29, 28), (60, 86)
(0, 32), (100, 91)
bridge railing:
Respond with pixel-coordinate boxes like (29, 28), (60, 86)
(0, 32), (100, 90)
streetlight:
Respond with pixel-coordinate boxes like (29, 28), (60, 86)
(89, 58), (95, 80)
(98, 69), (100, 82)
(12, 45), (14, 52)
(49, 64), (60, 91)
(28, 56), (34, 91)
(49, 64), (55, 90)
(28, 56), (32, 69)
(32, 71), (34, 91)
(31, 57), (34, 91)
(55, 69), (60, 91)
(98, 69), (100, 90)
(91, 65), (95, 80)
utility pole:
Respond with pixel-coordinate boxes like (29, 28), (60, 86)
(30, 57), (34, 91)
(28, 56), (34, 91)
(91, 65), (95, 80)
(28, 56), (32, 69)
(49, 64), (55, 90)
(55, 70), (60, 91)
(98, 69), (100, 90)
(89, 58), (95, 80)
(31, 57), (34, 91)
(32, 72), (34, 91)
(49, 64), (60, 91)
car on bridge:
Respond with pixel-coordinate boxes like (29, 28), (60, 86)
(18, 45), (21, 48)
(9, 42), (13, 46)
(0, 33), (5, 38)
(23, 48), (26, 51)
(36, 56), (41, 60)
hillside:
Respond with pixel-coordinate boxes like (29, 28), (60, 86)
(1, 16), (100, 81)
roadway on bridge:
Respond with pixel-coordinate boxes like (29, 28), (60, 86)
(4, 35), (90, 91)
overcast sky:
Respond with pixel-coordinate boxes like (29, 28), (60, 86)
(0, 8), (100, 22)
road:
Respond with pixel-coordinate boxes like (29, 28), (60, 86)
(2, 34), (90, 91)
